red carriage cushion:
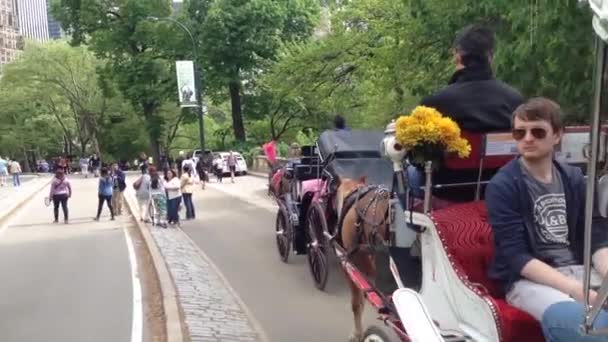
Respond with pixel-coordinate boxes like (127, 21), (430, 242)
(431, 202), (545, 342)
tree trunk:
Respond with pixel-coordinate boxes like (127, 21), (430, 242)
(149, 138), (161, 168)
(229, 80), (246, 142)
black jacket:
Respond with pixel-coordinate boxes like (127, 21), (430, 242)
(420, 65), (524, 133)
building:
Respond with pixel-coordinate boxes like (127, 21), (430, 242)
(0, 0), (20, 68)
(17, 0), (49, 41)
(46, 0), (61, 39)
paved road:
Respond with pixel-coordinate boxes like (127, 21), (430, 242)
(0, 176), (134, 342)
(181, 175), (378, 342)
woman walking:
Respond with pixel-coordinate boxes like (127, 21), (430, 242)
(164, 169), (182, 226)
(149, 167), (168, 228)
(181, 165), (195, 220)
(94, 167), (114, 221)
(49, 168), (72, 223)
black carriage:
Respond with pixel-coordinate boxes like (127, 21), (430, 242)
(302, 129), (395, 290)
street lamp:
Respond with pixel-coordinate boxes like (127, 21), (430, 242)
(147, 16), (206, 158)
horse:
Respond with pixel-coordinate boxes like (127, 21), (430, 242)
(337, 176), (392, 342)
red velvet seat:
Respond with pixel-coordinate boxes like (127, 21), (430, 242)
(431, 202), (545, 342)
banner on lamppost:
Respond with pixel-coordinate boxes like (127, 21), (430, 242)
(176, 60), (197, 108)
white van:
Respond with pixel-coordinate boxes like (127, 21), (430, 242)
(215, 152), (248, 176)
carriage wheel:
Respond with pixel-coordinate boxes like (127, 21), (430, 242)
(362, 325), (400, 342)
(306, 202), (329, 291)
(275, 208), (292, 263)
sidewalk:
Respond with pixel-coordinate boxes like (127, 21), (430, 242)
(123, 175), (266, 342)
(0, 174), (52, 224)
(0, 176), (133, 342)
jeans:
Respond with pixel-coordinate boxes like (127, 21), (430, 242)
(96, 194), (114, 219)
(406, 165), (425, 198)
(52, 194), (69, 221)
(542, 301), (608, 342)
(182, 193), (195, 219)
(167, 196), (182, 224)
(12, 173), (20, 186)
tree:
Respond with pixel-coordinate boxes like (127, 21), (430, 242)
(1, 41), (114, 157)
(185, 0), (320, 142)
(52, 0), (181, 163)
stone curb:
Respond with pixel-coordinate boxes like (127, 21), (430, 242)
(0, 177), (52, 227)
(247, 171), (266, 179)
(123, 188), (185, 342)
(178, 232), (271, 342)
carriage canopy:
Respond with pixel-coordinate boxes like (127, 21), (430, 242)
(317, 129), (394, 187)
(317, 129), (385, 160)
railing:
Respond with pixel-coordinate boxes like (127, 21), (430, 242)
(252, 155), (289, 173)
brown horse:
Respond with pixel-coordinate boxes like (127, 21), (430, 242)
(338, 177), (391, 341)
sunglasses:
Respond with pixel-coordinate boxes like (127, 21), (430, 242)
(512, 127), (547, 141)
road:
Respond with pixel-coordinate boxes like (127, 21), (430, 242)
(181, 175), (378, 342)
(0, 176), (134, 342)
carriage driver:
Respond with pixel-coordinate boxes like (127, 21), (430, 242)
(486, 98), (608, 341)
(407, 24), (524, 198)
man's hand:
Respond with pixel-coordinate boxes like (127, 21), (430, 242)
(593, 248), (608, 277)
(569, 282), (599, 304)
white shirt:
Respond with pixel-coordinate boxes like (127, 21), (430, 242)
(165, 177), (182, 200)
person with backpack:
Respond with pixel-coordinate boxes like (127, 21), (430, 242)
(148, 166), (168, 228)
(111, 163), (126, 216)
(94, 167), (115, 221)
(133, 169), (152, 222)
(49, 168), (72, 224)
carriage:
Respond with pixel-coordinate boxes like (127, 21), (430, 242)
(278, 2), (608, 341)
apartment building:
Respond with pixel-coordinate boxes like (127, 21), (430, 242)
(0, 0), (20, 67)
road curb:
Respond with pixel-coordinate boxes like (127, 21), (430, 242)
(248, 171), (267, 179)
(123, 189), (185, 342)
(179, 231), (272, 342)
(0, 177), (52, 227)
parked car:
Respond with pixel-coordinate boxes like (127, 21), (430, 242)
(215, 152), (248, 176)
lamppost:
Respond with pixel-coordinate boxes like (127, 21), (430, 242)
(148, 16), (205, 157)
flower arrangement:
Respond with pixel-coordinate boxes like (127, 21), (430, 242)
(395, 106), (471, 168)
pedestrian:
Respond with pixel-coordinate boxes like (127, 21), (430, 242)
(227, 151), (237, 183)
(213, 156), (223, 183)
(133, 168), (152, 222)
(111, 163), (126, 216)
(164, 169), (182, 226)
(9, 159), (21, 187)
(79, 155), (89, 178)
(49, 168), (72, 224)
(195, 157), (207, 190)
(90, 154), (101, 177)
(0, 156), (6, 187)
(138, 152), (149, 175)
(149, 166), (168, 228)
(94, 167), (115, 221)
(181, 165), (195, 219)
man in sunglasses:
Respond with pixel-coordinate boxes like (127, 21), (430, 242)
(407, 24), (524, 199)
(486, 97), (608, 341)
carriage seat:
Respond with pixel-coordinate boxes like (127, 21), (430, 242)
(431, 202), (544, 342)
(413, 131), (517, 209)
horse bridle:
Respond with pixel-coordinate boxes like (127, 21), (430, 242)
(345, 184), (391, 257)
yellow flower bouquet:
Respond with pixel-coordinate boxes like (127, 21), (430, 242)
(395, 106), (471, 169)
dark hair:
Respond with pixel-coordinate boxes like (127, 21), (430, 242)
(512, 97), (563, 133)
(149, 166), (160, 189)
(453, 24), (495, 67)
(334, 115), (346, 129)
(183, 165), (192, 176)
(100, 167), (109, 177)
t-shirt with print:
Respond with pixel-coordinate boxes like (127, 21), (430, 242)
(520, 160), (577, 267)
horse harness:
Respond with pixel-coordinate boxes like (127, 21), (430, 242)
(338, 184), (391, 258)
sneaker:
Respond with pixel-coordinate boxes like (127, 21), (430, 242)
(111, 217), (115, 221)
(53, 219), (58, 223)
(64, 219), (69, 224)
(93, 217), (99, 221)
